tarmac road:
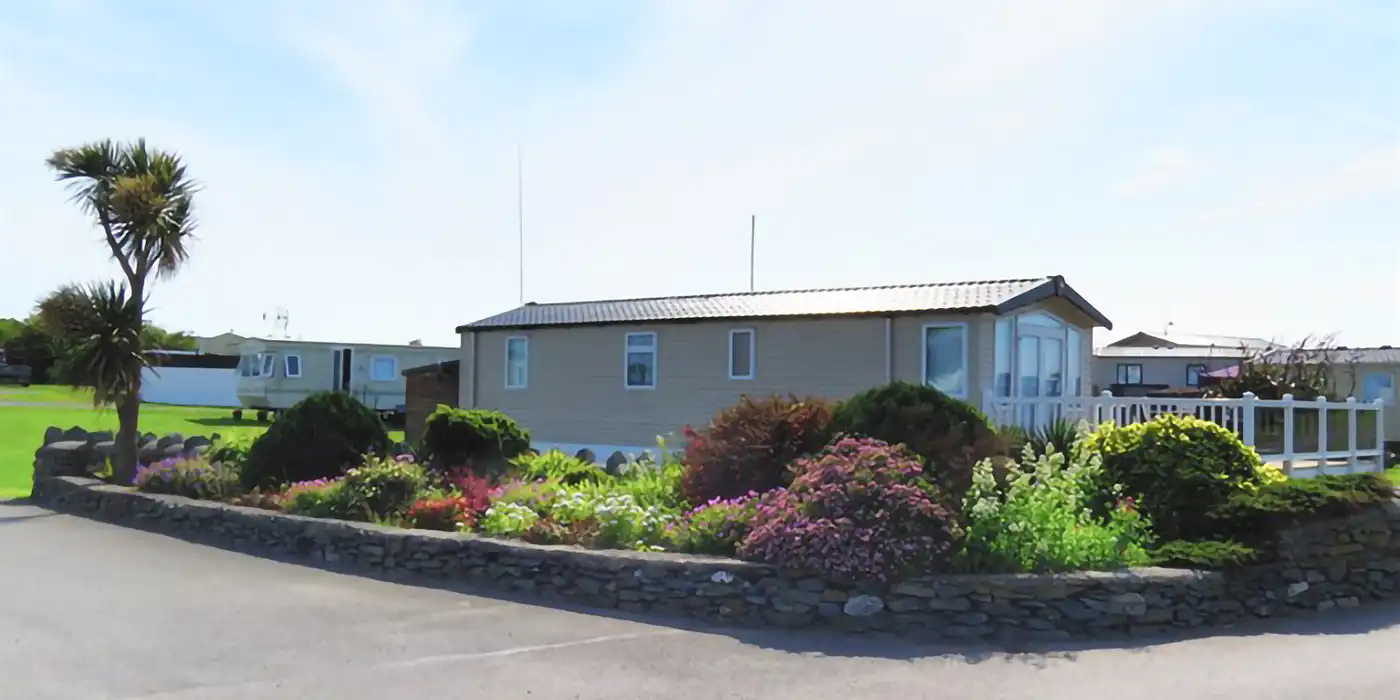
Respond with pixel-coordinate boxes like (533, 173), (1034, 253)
(3, 500), (1399, 700)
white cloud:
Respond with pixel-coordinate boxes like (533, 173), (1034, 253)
(1114, 148), (1199, 198)
(1196, 145), (1398, 224)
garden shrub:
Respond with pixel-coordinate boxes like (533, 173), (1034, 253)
(610, 456), (685, 511)
(281, 478), (360, 519)
(240, 391), (391, 490)
(666, 494), (758, 556)
(419, 405), (530, 475)
(340, 455), (430, 518)
(1205, 473), (1396, 545)
(959, 443), (1152, 574)
(1149, 540), (1260, 570)
(133, 456), (243, 501)
(830, 381), (1001, 495)
(208, 433), (258, 468)
(513, 450), (610, 485)
(1082, 414), (1272, 541)
(406, 495), (478, 531)
(680, 393), (833, 505)
(1026, 418), (1085, 458)
(739, 437), (962, 581)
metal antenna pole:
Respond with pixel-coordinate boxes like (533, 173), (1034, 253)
(749, 215), (756, 292)
(518, 145), (525, 306)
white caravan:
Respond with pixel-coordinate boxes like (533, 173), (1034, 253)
(234, 337), (456, 421)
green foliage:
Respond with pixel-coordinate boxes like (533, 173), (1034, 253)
(680, 394), (833, 504)
(1082, 414), (1272, 541)
(1206, 473), (1396, 544)
(341, 455), (430, 518)
(282, 479), (360, 520)
(209, 433), (257, 468)
(241, 391), (392, 490)
(420, 405), (530, 474)
(830, 381), (1000, 494)
(1149, 540), (1260, 569)
(37, 282), (148, 406)
(666, 495), (757, 556)
(1026, 418), (1085, 457)
(960, 443), (1153, 574)
(133, 455), (243, 501)
(609, 449), (685, 511)
(513, 450), (609, 485)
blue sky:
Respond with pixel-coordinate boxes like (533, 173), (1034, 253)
(1, 0), (1396, 348)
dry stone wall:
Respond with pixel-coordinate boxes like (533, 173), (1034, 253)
(30, 476), (1400, 643)
(32, 428), (217, 482)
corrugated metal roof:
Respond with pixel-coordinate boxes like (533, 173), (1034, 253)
(1095, 346), (1253, 359)
(460, 277), (1082, 331)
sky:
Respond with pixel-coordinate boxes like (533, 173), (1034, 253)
(0, 0), (1396, 350)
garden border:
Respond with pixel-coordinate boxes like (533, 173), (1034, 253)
(30, 476), (1400, 642)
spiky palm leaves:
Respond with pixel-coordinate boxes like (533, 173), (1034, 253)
(38, 282), (147, 408)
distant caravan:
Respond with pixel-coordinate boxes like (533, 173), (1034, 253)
(233, 337), (457, 424)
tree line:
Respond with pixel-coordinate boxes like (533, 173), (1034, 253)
(0, 315), (197, 382)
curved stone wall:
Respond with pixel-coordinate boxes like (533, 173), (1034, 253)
(30, 477), (1400, 642)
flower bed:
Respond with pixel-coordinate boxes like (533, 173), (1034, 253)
(31, 387), (1400, 641)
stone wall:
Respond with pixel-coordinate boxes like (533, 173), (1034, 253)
(32, 428), (218, 483)
(30, 476), (1400, 642)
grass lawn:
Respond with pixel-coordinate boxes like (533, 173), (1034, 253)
(0, 385), (404, 500)
(1387, 467), (1400, 488)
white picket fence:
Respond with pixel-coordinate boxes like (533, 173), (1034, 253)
(983, 391), (1387, 477)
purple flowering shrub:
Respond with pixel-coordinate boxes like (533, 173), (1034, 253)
(133, 456), (243, 501)
(738, 437), (964, 581)
(666, 493), (759, 555)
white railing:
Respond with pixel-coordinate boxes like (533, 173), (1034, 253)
(983, 391), (1387, 477)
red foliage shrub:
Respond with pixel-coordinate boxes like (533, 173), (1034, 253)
(406, 496), (476, 531)
(407, 470), (499, 531)
(680, 394), (833, 505)
(444, 469), (497, 515)
(738, 437), (963, 581)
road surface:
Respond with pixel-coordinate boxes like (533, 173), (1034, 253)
(3, 500), (1400, 700)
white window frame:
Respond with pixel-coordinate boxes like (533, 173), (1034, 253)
(257, 353), (275, 378)
(728, 328), (755, 380)
(624, 331), (658, 390)
(284, 353), (302, 379)
(921, 322), (969, 399)
(369, 355), (399, 382)
(1117, 363), (1143, 385)
(505, 336), (529, 389)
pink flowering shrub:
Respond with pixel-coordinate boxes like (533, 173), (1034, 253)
(738, 437), (963, 581)
(666, 493), (759, 556)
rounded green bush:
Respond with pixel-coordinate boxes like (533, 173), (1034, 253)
(419, 405), (530, 475)
(830, 381), (1000, 495)
(240, 391), (392, 490)
(1082, 413), (1268, 541)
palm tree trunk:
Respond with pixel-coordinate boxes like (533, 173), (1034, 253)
(114, 394), (141, 484)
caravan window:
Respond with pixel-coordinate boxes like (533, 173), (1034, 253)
(240, 352), (277, 378)
(370, 356), (399, 381)
(284, 354), (302, 378)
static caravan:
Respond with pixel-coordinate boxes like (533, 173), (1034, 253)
(234, 338), (456, 421)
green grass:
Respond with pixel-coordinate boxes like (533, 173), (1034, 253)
(0, 384), (94, 404)
(0, 386), (405, 500)
(1387, 467), (1400, 488)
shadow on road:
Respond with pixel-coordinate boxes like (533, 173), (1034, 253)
(32, 507), (1400, 664)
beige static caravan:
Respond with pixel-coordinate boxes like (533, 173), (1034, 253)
(234, 337), (457, 420)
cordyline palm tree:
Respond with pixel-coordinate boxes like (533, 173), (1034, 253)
(44, 139), (198, 483)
